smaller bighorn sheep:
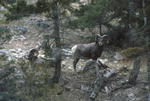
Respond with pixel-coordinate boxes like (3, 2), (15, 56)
(28, 49), (39, 62)
(71, 34), (109, 71)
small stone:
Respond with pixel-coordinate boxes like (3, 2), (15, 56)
(114, 61), (118, 64)
(128, 93), (136, 101)
(68, 66), (73, 70)
(114, 52), (124, 60)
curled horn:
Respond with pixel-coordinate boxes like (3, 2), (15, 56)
(95, 34), (100, 41)
(100, 34), (108, 38)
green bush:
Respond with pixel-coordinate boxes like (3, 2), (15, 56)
(5, 0), (37, 21)
(27, 5), (37, 13)
(36, 0), (50, 13)
(5, 0), (27, 21)
(0, 26), (12, 40)
(5, 13), (26, 21)
(121, 47), (145, 58)
(4, 0), (52, 21)
(0, 26), (10, 34)
(7, 0), (27, 14)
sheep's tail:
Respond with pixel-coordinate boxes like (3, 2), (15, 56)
(71, 45), (77, 56)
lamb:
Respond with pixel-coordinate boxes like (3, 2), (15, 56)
(71, 34), (109, 71)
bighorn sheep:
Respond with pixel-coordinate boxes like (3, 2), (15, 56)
(28, 49), (39, 62)
(71, 34), (109, 71)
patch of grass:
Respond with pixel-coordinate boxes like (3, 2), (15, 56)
(0, 20), (8, 24)
(24, 84), (65, 101)
(0, 9), (8, 14)
(0, 26), (12, 40)
(0, 26), (10, 33)
(121, 47), (145, 58)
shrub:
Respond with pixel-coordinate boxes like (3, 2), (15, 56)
(5, 13), (26, 21)
(0, 26), (10, 34)
(0, 26), (12, 40)
(4, 0), (52, 21)
(26, 5), (37, 13)
(36, 0), (50, 13)
(5, 0), (37, 21)
(121, 47), (145, 58)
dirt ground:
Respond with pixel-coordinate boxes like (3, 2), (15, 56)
(1, 15), (149, 101)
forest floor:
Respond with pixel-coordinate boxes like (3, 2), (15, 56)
(0, 15), (149, 101)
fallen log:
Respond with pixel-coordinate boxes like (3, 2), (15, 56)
(83, 60), (109, 73)
(89, 63), (127, 100)
(90, 70), (105, 100)
(128, 57), (141, 85)
(147, 53), (150, 101)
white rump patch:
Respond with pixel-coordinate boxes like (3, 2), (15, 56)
(71, 45), (77, 55)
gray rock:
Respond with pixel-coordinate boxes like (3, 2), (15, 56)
(0, 6), (7, 11)
(0, 26), (10, 34)
(80, 84), (90, 92)
(62, 48), (72, 57)
(9, 35), (26, 42)
(127, 93), (136, 101)
(114, 52), (125, 60)
(0, 51), (6, 57)
(36, 21), (50, 28)
(0, 48), (28, 61)
(14, 26), (28, 34)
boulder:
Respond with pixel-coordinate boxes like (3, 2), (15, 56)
(114, 52), (125, 60)
(14, 26), (28, 34)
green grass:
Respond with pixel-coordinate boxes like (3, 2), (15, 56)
(0, 9), (8, 14)
(121, 47), (145, 58)
(0, 19), (8, 24)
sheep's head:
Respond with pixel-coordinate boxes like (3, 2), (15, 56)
(28, 49), (39, 61)
(95, 34), (109, 46)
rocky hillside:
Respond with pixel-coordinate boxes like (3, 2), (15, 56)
(0, 15), (149, 101)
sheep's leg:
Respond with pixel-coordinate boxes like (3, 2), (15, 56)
(92, 58), (97, 66)
(91, 55), (97, 62)
(73, 58), (79, 71)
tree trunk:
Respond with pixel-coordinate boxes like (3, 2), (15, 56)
(128, 57), (141, 85)
(88, 28), (95, 42)
(90, 70), (104, 101)
(142, 0), (147, 26)
(147, 52), (150, 101)
(99, 24), (102, 35)
(41, 35), (53, 58)
(52, 49), (62, 83)
(52, 0), (62, 83)
(127, 9), (130, 30)
(128, 0), (135, 29)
